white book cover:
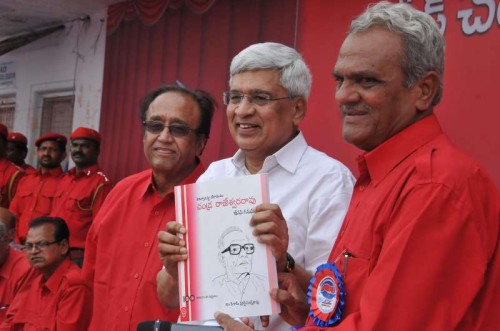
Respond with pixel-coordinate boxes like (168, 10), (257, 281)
(175, 174), (280, 322)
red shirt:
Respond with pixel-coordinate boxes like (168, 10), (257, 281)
(19, 165), (34, 175)
(50, 165), (112, 249)
(302, 114), (499, 331)
(0, 259), (92, 331)
(0, 248), (30, 324)
(9, 167), (64, 244)
(0, 159), (22, 208)
(82, 164), (204, 331)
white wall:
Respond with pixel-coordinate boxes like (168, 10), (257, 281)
(0, 9), (107, 165)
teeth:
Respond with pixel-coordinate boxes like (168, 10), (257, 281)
(239, 124), (254, 128)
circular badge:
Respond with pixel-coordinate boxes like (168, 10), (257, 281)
(307, 263), (345, 327)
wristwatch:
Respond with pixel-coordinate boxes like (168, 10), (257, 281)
(285, 252), (295, 272)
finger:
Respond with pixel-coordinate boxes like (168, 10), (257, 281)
(260, 315), (270, 328)
(214, 311), (249, 330)
(166, 221), (186, 234)
(269, 287), (295, 305)
(158, 230), (185, 246)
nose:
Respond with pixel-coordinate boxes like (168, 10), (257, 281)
(157, 126), (174, 142)
(335, 81), (361, 106)
(233, 97), (255, 117)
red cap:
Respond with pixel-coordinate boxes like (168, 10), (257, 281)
(70, 127), (101, 144)
(7, 132), (28, 145)
(35, 133), (67, 147)
(0, 123), (7, 140)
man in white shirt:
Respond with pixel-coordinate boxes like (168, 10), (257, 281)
(156, 42), (354, 330)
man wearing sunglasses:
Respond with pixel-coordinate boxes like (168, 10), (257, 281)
(157, 42), (355, 330)
(0, 217), (91, 330)
(50, 127), (112, 267)
(213, 227), (266, 303)
(82, 84), (215, 331)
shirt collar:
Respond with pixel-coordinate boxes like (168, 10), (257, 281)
(232, 131), (307, 174)
(362, 114), (443, 186)
(41, 259), (72, 293)
(139, 161), (206, 198)
(36, 166), (63, 177)
(68, 164), (100, 178)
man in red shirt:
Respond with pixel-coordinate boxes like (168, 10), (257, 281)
(216, 2), (499, 331)
(10, 133), (67, 244)
(82, 84), (215, 330)
(0, 124), (22, 209)
(0, 216), (91, 331)
(50, 127), (112, 266)
(0, 208), (30, 324)
(6, 133), (35, 174)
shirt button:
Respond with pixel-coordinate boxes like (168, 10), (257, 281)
(359, 185), (365, 191)
(144, 242), (149, 248)
(154, 211), (160, 216)
(134, 273), (139, 279)
(124, 306), (129, 312)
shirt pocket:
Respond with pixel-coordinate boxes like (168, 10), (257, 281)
(35, 191), (57, 215)
(65, 190), (93, 219)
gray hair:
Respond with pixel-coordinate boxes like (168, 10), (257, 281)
(229, 42), (313, 99)
(350, 1), (444, 105)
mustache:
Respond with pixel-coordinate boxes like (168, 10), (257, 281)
(340, 103), (372, 112)
(72, 152), (84, 157)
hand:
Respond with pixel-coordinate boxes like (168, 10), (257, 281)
(156, 221), (188, 308)
(250, 203), (289, 271)
(270, 272), (310, 325)
(158, 221), (188, 267)
(215, 312), (253, 331)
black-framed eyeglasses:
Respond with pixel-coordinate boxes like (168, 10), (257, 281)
(22, 240), (60, 251)
(142, 120), (198, 137)
(223, 92), (293, 106)
(221, 243), (255, 255)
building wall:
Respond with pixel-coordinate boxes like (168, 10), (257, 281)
(0, 9), (107, 166)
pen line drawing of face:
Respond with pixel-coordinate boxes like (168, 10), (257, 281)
(218, 227), (255, 277)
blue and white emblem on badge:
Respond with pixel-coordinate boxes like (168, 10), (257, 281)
(307, 263), (346, 327)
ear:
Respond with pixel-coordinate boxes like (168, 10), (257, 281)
(414, 71), (440, 111)
(60, 239), (69, 256)
(218, 252), (225, 265)
(292, 97), (307, 126)
(195, 135), (208, 157)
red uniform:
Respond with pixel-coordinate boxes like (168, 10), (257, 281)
(9, 167), (64, 244)
(0, 159), (22, 209)
(83, 164), (204, 331)
(50, 165), (112, 249)
(0, 259), (92, 331)
(19, 164), (35, 175)
(0, 248), (30, 324)
(302, 115), (499, 331)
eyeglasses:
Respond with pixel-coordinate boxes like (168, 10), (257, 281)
(142, 120), (198, 137)
(223, 92), (292, 106)
(221, 243), (255, 255)
(22, 240), (60, 251)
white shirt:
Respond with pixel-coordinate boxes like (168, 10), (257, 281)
(198, 132), (354, 331)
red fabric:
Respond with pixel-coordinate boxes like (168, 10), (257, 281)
(49, 165), (112, 249)
(0, 259), (92, 331)
(0, 248), (30, 324)
(83, 164), (204, 331)
(107, 0), (217, 34)
(18, 165), (34, 175)
(0, 159), (22, 208)
(301, 115), (499, 330)
(9, 167), (64, 244)
(99, 0), (297, 184)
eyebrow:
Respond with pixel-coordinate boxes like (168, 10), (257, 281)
(229, 89), (273, 95)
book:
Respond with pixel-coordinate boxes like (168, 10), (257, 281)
(175, 173), (280, 322)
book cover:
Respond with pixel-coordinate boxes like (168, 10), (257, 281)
(175, 174), (280, 322)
